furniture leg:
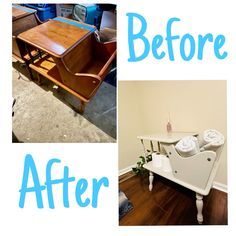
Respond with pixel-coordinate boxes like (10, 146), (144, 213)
(26, 65), (34, 80)
(149, 171), (154, 191)
(36, 73), (42, 85)
(196, 193), (203, 224)
(79, 100), (86, 114)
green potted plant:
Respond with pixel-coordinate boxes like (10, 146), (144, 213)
(132, 150), (152, 175)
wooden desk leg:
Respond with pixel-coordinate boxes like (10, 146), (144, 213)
(71, 101), (86, 114)
(149, 171), (154, 191)
(36, 73), (42, 85)
(26, 65), (34, 81)
(196, 193), (203, 224)
(79, 100), (86, 114)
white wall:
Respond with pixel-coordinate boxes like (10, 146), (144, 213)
(118, 81), (145, 171)
(118, 80), (227, 185)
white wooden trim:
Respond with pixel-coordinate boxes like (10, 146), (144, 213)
(119, 164), (135, 176)
(212, 181), (227, 193)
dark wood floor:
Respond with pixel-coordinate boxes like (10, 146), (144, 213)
(119, 173), (227, 225)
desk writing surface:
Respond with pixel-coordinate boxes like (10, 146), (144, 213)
(18, 17), (96, 58)
(12, 5), (36, 21)
(137, 132), (198, 143)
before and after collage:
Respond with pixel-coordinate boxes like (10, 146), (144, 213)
(7, 1), (230, 233)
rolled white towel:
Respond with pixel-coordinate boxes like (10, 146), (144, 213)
(175, 136), (200, 157)
(199, 129), (225, 151)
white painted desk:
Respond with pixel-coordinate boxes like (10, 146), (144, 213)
(137, 132), (197, 159)
(137, 132), (223, 224)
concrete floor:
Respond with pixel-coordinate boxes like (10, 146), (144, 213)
(12, 62), (116, 143)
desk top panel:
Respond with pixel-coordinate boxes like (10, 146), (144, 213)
(12, 5), (36, 21)
(18, 17), (96, 57)
(137, 132), (198, 143)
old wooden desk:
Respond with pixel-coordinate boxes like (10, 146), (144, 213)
(12, 4), (41, 63)
(17, 17), (116, 113)
(137, 132), (223, 224)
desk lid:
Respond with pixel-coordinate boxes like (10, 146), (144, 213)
(12, 5), (36, 21)
(137, 132), (198, 143)
(18, 17), (96, 58)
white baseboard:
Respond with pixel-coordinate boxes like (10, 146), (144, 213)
(119, 165), (135, 176)
(212, 181), (227, 193)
